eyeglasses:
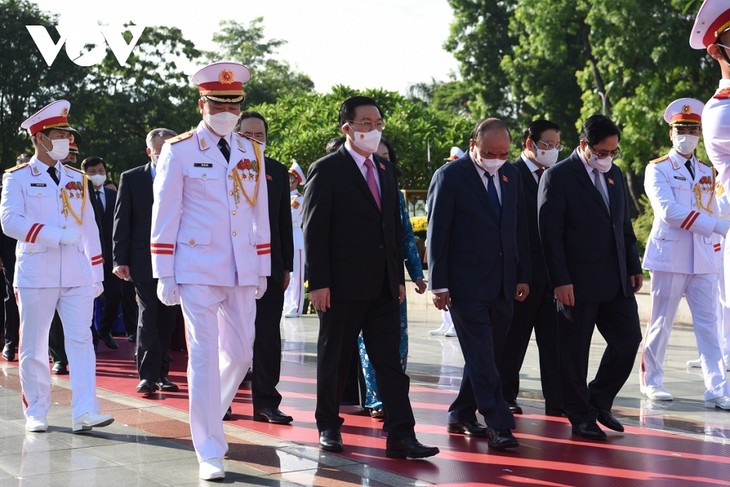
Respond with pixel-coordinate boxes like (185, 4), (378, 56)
(348, 119), (386, 131)
(535, 140), (563, 151)
(589, 145), (621, 159)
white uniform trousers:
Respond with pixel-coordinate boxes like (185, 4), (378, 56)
(283, 248), (305, 315)
(17, 286), (99, 420)
(718, 245), (730, 359)
(641, 271), (729, 399)
(178, 284), (256, 462)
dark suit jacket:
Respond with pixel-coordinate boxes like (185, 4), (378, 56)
(513, 156), (549, 289)
(303, 145), (404, 301)
(95, 186), (117, 267)
(427, 155), (530, 301)
(537, 149), (642, 302)
(264, 157), (294, 286)
(113, 163), (155, 282)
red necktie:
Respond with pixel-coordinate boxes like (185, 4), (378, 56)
(535, 167), (545, 180)
(364, 159), (381, 210)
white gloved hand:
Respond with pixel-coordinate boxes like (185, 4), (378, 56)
(157, 277), (180, 305)
(714, 220), (730, 236)
(92, 282), (104, 298)
(255, 276), (268, 299)
(60, 228), (82, 246)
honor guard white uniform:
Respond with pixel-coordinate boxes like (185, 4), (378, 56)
(641, 98), (730, 406)
(149, 62), (270, 480)
(0, 99), (114, 432)
(284, 162), (305, 317)
(692, 1), (730, 386)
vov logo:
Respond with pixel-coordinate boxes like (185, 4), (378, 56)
(26, 23), (145, 67)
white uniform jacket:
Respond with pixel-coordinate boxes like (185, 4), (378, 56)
(643, 150), (720, 275)
(704, 79), (730, 215)
(290, 190), (304, 250)
(150, 121), (271, 286)
(0, 157), (103, 287)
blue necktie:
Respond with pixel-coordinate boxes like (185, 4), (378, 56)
(485, 172), (501, 219)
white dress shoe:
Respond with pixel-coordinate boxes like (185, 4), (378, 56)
(25, 417), (48, 432)
(643, 386), (673, 401)
(72, 412), (114, 432)
(428, 324), (449, 336)
(705, 395), (730, 410)
(444, 324), (457, 337)
(199, 458), (225, 480)
(686, 357), (701, 368)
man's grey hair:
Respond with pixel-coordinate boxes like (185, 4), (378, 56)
(145, 128), (177, 148)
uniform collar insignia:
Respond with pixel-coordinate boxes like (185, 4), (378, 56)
(198, 135), (209, 151)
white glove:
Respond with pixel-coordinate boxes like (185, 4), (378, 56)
(255, 276), (268, 299)
(157, 277), (180, 305)
(714, 220), (730, 236)
(60, 228), (82, 246)
(92, 282), (104, 298)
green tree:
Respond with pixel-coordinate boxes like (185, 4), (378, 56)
(206, 18), (314, 106)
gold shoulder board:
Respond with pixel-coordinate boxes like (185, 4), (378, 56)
(5, 162), (28, 173)
(168, 131), (194, 144)
(64, 164), (84, 174)
(650, 155), (669, 164)
(698, 159), (713, 168)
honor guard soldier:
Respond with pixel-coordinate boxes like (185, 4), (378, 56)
(283, 161), (305, 317)
(0, 100), (114, 433)
(640, 98), (730, 408)
(691, 0), (730, 376)
(150, 62), (271, 481)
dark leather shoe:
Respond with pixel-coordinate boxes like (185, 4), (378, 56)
(507, 400), (523, 414)
(385, 437), (439, 459)
(102, 333), (118, 350)
(52, 362), (68, 375)
(136, 379), (157, 394)
(572, 421), (607, 440)
(545, 407), (565, 417)
(253, 408), (293, 424)
(223, 406), (232, 421)
(447, 419), (487, 437)
(156, 377), (180, 392)
(319, 429), (343, 452)
(486, 427), (519, 449)
(597, 409), (624, 432)
(127, 333), (136, 342)
(2, 343), (16, 361)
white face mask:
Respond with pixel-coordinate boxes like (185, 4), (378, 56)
(586, 153), (613, 173)
(672, 134), (699, 155)
(350, 128), (382, 154)
(532, 144), (559, 168)
(42, 136), (70, 161)
(89, 174), (107, 187)
(204, 112), (239, 137)
(473, 150), (507, 173)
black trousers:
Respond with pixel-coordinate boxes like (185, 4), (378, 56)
(97, 266), (137, 337)
(448, 296), (515, 430)
(252, 276), (285, 411)
(498, 284), (563, 409)
(48, 311), (67, 365)
(135, 280), (179, 382)
(315, 282), (415, 441)
(558, 295), (642, 425)
(2, 269), (19, 347)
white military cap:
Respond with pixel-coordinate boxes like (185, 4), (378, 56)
(191, 61), (251, 103)
(447, 146), (465, 161)
(289, 161), (306, 185)
(690, 0), (730, 49)
(20, 99), (76, 136)
(663, 98), (705, 125)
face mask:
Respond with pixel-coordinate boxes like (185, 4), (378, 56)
(532, 144), (559, 167)
(204, 112), (239, 136)
(350, 128), (382, 154)
(89, 174), (107, 187)
(672, 134), (699, 155)
(42, 135), (70, 161)
(586, 153), (613, 173)
(473, 150), (506, 173)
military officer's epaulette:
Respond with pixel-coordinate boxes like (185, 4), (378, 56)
(5, 162), (28, 173)
(168, 130), (194, 145)
(239, 133), (263, 147)
(698, 159), (713, 168)
(64, 164), (84, 174)
(715, 88), (730, 99)
(650, 155), (669, 164)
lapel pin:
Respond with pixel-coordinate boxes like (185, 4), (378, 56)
(378, 162), (386, 171)
(607, 178), (615, 185)
(501, 175), (508, 183)
(266, 174), (273, 181)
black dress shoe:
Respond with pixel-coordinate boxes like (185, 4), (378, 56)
(223, 406), (233, 421)
(319, 429), (343, 452)
(101, 333), (118, 350)
(572, 421), (607, 440)
(507, 400), (523, 414)
(2, 343), (16, 361)
(253, 408), (293, 424)
(156, 377), (180, 392)
(127, 333), (136, 342)
(486, 427), (519, 449)
(447, 419), (487, 437)
(545, 407), (565, 417)
(597, 409), (624, 432)
(136, 379), (157, 394)
(385, 437), (439, 459)
(52, 362), (68, 375)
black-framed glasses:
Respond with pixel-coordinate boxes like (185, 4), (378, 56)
(589, 145), (621, 159)
(535, 140), (563, 151)
(347, 119), (386, 131)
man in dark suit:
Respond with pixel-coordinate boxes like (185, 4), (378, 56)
(538, 114), (643, 440)
(228, 111), (294, 424)
(497, 120), (564, 416)
(112, 128), (181, 394)
(427, 117), (529, 450)
(303, 96), (438, 459)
